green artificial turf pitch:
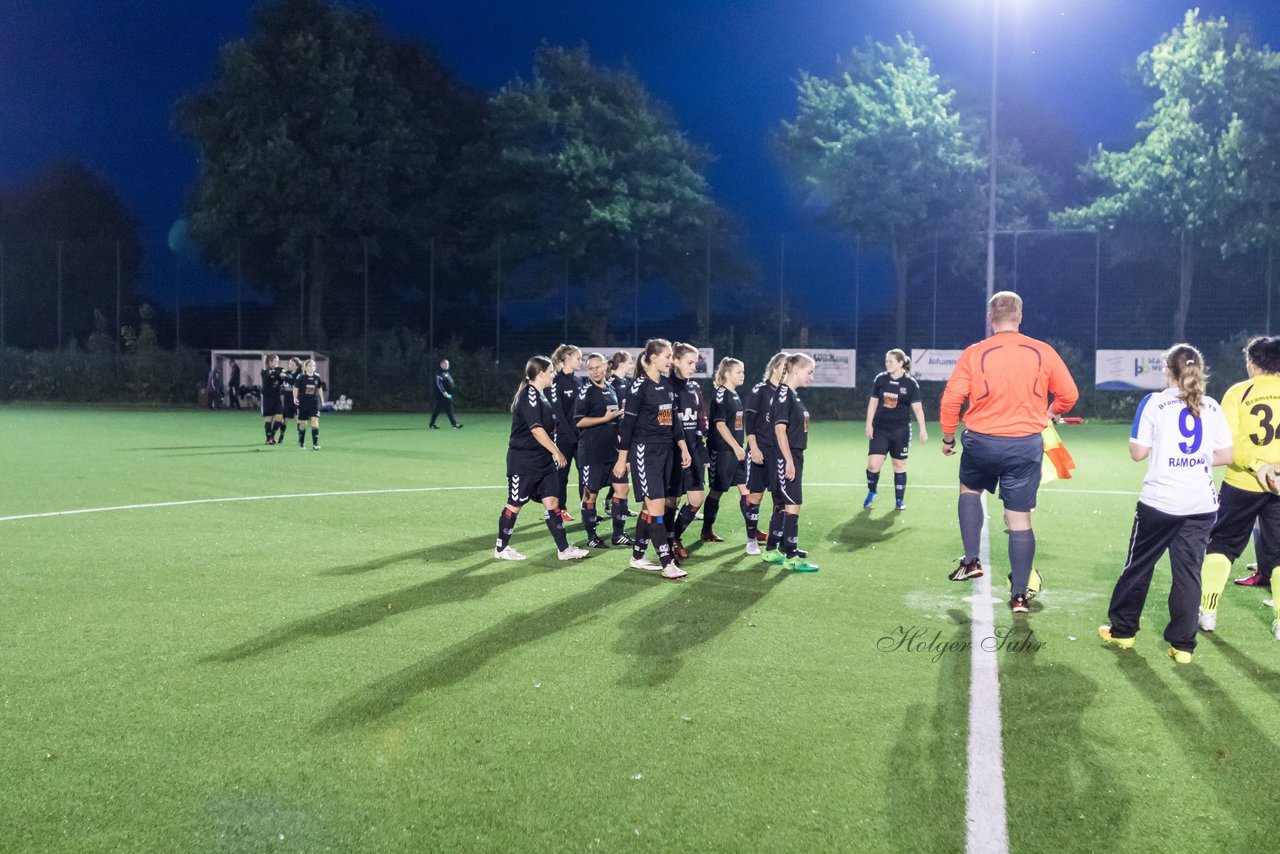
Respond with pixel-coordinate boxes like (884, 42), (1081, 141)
(2, 406), (1279, 852)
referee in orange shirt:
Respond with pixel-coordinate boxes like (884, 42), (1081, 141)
(940, 291), (1079, 612)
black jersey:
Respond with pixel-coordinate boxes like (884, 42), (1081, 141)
(550, 372), (583, 444)
(771, 383), (810, 451)
(574, 381), (620, 465)
(672, 375), (707, 448)
(261, 366), (284, 397)
(295, 372), (327, 405)
(871, 372), (921, 429)
(280, 368), (300, 395)
(508, 384), (557, 467)
(618, 373), (683, 451)
(709, 386), (745, 451)
(745, 380), (781, 451)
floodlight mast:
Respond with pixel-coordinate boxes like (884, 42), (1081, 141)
(985, 0), (1000, 335)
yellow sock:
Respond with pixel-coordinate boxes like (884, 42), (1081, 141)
(1272, 573), (1280, 623)
(1200, 553), (1232, 614)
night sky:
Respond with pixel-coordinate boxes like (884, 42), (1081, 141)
(3, 0), (1279, 319)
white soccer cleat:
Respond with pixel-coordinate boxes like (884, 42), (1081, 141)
(1198, 609), (1217, 632)
(557, 545), (589, 560)
(1273, 620), (1280, 641)
(629, 556), (662, 571)
(1266, 599), (1275, 608)
(493, 545), (526, 561)
(745, 539), (761, 556)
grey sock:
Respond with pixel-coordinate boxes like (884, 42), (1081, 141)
(958, 492), (984, 561)
(1008, 529), (1036, 595)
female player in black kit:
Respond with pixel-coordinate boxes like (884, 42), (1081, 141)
(281, 357), (301, 445)
(864, 349), (928, 510)
(744, 352), (790, 554)
(574, 353), (625, 549)
(493, 356), (589, 561)
(293, 359), (327, 449)
(259, 354), (285, 445)
(667, 343), (710, 559)
(701, 357), (750, 545)
(550, 344), (584, 521)
(605, 351), (636, 546)
(613, 338), (692, 579)
(769, 353), (819, 572)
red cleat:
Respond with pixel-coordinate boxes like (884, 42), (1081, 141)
(755, 530), (769, 543)
(673, 540), (690, 560)
(700, 531), (725, 543)
(265, 437), (275, 445)
(558, 509), (575, 522)
(1234, 572), (1268, 587)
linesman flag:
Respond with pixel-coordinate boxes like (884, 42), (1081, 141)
(1041, 422), (1076, 483)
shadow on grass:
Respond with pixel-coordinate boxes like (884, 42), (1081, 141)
(1001, 624), (1132, 848)
(1202, 633), (1280, 710)
(161, 449), (266, 457)
(827, 510), (900, 552)
(1115, 650), (1280, 845)
(884, 608), (969, 852)
(319, 533), (497, 577)
(124, 444), (252, 451)
(614, 556), (790, 687)
(204, 537), (554, 664)
(314, 570), (655, 732)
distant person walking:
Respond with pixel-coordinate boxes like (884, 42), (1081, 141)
(940, 291), (1079, 613)
(227, 360), (241, 410)
(430, 358), (462, 429)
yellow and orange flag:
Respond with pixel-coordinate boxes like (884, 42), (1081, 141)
(1041, 422), (1076, 483)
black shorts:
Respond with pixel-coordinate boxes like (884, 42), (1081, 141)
(506, 464), (559, 507)
(774, 448), (804, 505)
(747, 445), (777, 494)
(670, 443), (708, 496)
(1207, 482), (1280, 567)
(629, 442), (674, 501)
(958, 431), (1043, 513)
(869, 424), (911, 460)
(261, 394), (282, 418)
(708, 447), (747, 493)
(298, 402), (319, 421)
(283, 396), (298, 419)
(578, 459), (614, 496)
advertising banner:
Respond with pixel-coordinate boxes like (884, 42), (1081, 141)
(1095, 350), (1166, 391)
(909, 349), (964, 382)
(805, 349), (857, 388)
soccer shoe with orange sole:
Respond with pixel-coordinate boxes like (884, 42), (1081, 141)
(1098, 626), (1135, 650)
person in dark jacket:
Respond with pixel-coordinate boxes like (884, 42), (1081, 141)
(429, 358), (462, 429)
(227, 360), (242, 409)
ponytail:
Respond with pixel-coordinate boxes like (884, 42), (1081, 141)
(763, 351), (790, 382)
(714, 357), (744, 388)
(887, 348), (911, 375)
(1164, 343), (1206, 419)
(781, 353), (815, 386)
(634, 338), (672, 379)
(607, 350), (632, 377)
(1245, 335), (1280, 375)
(550, 344), (580, 372)
(510, 355), (552, 412)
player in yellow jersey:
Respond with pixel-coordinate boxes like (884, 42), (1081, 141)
(1199, 336), (1280, 640)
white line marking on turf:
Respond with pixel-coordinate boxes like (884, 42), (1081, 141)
(0, 485), (503, 523)
(808, 482), (1139, 497)
(967, 494), (1009, 854)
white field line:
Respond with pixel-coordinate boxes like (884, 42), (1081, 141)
(0, 485), (503, 523)
(0, 480), (1137, 524)
(967, 494), (1009, 853)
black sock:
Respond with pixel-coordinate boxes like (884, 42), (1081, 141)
(264, 422), (273, 440)
(611, 499), (628, 539)
(783, 513), (800, 558)
(701, 495), (720, 535)
(497, 507), (518, 549)
(894, 472), (906, 502)
(650, 515), (673, 568)
(582, 503), (599, 539)
(274, 421), (284, 441)
(311, 427), (319, 446)
(743, 499), (760, 538)
(766, 505), (785, 551)
(544, 508), (570, 551)
(297, 425), (305, 445)
(673, 503), (698, 539)
(633, 513), (650, 559)
(867, 469), (880, 493)
(665, 506), (678, 551)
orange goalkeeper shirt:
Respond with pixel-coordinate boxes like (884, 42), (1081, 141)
(940, 331), (1079, 437)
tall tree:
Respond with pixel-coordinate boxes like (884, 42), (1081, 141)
(779, 37), (1022, 344)
(485, 45), (722, 343)
(178, 0), (479, 344)
(1054, 11), (1276, 340)
(0, 163), (142, 349)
